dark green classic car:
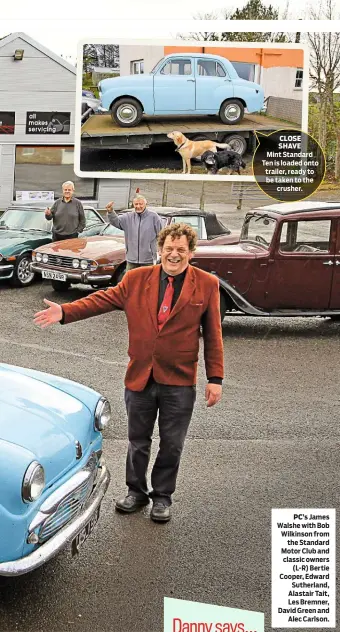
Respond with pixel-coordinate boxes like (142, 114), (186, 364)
(0, 205), (107, 287)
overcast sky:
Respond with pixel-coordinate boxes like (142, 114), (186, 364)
(2, 0), (339, 62)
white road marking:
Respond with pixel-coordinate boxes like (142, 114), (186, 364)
(0, 337), (126, 367)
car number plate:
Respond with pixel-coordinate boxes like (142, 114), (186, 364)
(71, 505), (101, 557)
(42, 270), (67, 281)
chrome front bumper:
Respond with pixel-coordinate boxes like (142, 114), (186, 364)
(30, 263), (112, 284)
(0, 463), (110, 577)
(0, 264), (14, 280)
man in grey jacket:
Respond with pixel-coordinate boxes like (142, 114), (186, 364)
(106, 196), (164, 271)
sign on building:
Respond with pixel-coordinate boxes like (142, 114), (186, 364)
(26, 112), (70, 135)
(0, 112), (15, 134)
(16, 191), (55, 202)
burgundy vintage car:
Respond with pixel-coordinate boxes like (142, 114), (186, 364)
(30, 207), (238, 291)
(192, 201), (340, 320)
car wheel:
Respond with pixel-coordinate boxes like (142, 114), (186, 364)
(220, 291), (228, 323)
(222, 134), (247, 156)
(219, 99), (244, 125)
(111, 99), (143, 127)
(10, 254), (35, 287)
(51, 280), (71, 292)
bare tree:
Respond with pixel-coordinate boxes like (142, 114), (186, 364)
(177, 11), (227, 41)
(308, 0), (340, 177)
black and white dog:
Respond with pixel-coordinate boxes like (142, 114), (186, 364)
(201, 149), (246, 175)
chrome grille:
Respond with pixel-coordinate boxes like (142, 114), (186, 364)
(44, 254), (91, 269)
(38, 471), (95, 543)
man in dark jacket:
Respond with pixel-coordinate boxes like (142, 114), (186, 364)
(45, 181), (86, 241)
(106, 196), (164, 271)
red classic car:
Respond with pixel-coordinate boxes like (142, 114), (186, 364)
(191, 201), (340, 320)
(30, 207), (239, 291)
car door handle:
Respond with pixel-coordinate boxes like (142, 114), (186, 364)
(336, 260), (340, 266)
(187, 79), (196, 82)
(323, 260), (334, 266)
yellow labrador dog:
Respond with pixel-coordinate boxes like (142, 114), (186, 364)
(167, 131), (232, 174)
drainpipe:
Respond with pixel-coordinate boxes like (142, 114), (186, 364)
(259, 48), (264, 87)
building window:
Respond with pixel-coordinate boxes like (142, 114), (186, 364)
(21, 147), (35, 157)
(231, 61), (256, 82)
(131, 60), (144, 74)
(14, 146), (96, 200)
(295, 69), (303, 89)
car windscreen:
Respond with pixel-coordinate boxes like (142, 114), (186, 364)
(101, 223), (125, 237)
(240, 214), (276, 248)
(0, 209), (51, 232)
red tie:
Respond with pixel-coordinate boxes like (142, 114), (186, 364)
(158, 276), (174, 330)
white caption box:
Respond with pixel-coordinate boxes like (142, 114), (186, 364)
(271, 508), (336, 628)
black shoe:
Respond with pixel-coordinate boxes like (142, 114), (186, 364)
(150, 502), (171, 522)
(115, 495), (149, 513)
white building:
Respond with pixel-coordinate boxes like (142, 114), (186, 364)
(0, 32), (130, 211)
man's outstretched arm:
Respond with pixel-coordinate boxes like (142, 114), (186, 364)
(34, 276), (129, 328)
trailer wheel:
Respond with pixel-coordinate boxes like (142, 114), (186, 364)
(111, 98), (143, 127)
(222, 134), (247, 156)
(219, 99), (244, 125)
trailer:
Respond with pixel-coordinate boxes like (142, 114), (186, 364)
(80, 112), (298, 156)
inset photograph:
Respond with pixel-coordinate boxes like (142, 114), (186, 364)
(77, 40), (307, 180)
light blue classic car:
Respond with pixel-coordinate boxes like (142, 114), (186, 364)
(99, 53), (264, 127)
(0, 363), (111, 576)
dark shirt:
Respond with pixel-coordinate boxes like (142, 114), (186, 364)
(158, 266), (222, 385)
(158, 268), (187, 312)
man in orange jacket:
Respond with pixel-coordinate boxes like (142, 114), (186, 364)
(34, 224), (224, 522)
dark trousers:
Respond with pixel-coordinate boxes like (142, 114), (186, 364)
(125, 378), (196, 505)
(52, 232), (78, 242)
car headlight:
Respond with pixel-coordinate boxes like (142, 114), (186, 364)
(22, 461), (45, 502)
(42, 254), (49, 264)
(72, 259), (80, 268)
(36, 252), (43, 262)
(94, 397), (111, 431)
(80, 259), (88, 270)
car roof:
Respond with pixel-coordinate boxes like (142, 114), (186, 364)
(6, 204), (96, 211)
(253, 201), (340, 216)
(162, 53), (228, 62)
(148, 207), (208, 217)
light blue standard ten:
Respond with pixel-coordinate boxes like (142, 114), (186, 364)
(99, 53), (264, 128)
